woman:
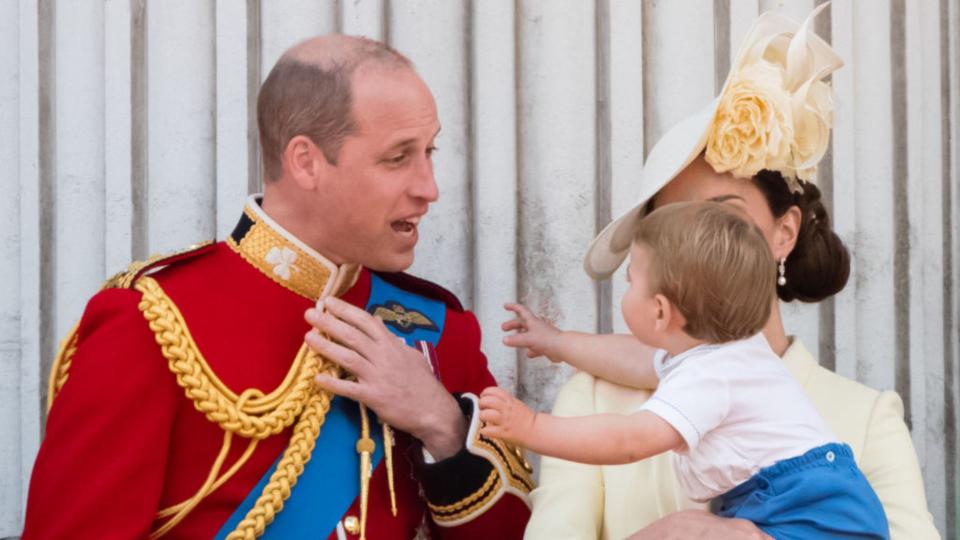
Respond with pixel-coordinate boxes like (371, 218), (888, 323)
(525, 6), (939, 540)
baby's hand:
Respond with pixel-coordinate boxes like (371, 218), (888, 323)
(501, 303), (562, 360)
(478, 386), (536, 446)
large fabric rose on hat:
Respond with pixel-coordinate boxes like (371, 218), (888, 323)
(704, 2), (840, 190)
(705, 62), (795, 183)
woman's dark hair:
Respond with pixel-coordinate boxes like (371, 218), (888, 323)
(752, 169), (850, 302)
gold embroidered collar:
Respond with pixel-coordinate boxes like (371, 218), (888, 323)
(227, 195), (360, 301)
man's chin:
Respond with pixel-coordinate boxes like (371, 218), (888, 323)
(363, 251), (415, 274)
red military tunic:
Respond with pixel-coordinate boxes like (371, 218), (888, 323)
(23, 198), (532, 539)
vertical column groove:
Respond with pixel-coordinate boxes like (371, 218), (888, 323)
(713, 0), (730, 95)
(595, 0), (612, 334)
(334, 0), (342, 33)
(513, 0), (527, 391)
(816, 0), (837, 372)
(37, 0), (55, 422)
(131, 0), (147, 260)
(383, 0), (393, 47)
(890, 0), (912, 424)
(465, 0), (477, 307)
(247, 0), (262, 194)
(640, 0), (653, 157)
(940, 0), (956, 535)
(211, 0), (218, 229)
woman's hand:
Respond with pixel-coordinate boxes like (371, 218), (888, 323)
(501, 303), (563, 360)
(478, 386), (536, 446)
(625, 510), (772, 540)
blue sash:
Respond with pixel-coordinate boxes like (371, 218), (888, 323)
(215, 274), (446, 538)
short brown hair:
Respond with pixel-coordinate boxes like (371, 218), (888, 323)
(633, 201), (774, 343)
(256, 36), (411, 181)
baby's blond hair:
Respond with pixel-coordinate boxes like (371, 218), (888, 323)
(633, 201), (774, 343)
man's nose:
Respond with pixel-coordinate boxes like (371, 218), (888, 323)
(411, 157), (439, 202)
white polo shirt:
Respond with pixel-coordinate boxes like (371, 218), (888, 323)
(639, 333), (835, 502)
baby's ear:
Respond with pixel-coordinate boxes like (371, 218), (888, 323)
(653, 294), (670, 332)
(653, 294), (683, 333)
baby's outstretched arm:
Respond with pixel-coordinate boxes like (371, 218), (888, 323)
(502, 303), (660, 388)
(478, 387), (683, 465)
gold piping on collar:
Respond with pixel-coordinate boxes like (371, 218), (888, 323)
(228, 205), (359, 300)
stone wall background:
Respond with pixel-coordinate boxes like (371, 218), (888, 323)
(1, 0), (958, 536)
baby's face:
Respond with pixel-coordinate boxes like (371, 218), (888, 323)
(621, 243), (663, 347)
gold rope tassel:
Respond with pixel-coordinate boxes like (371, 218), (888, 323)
(150, 390), (262, 538)
(357, 403), (375, 540)
(383, 422), (397, 516)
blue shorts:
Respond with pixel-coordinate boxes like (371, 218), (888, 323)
(716, 443), (889, 539)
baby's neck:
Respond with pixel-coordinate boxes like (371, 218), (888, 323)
(661, 333), (710, 358)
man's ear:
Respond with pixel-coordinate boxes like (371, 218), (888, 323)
(282, 135), (331, 191)
(772, 205), (801, 261)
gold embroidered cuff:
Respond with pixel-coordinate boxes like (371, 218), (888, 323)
(421, 393), (533, 527)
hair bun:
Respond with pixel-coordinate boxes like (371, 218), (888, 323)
(779, 181), (850, 302)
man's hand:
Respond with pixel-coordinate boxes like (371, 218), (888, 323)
(304, 296), (467, 460)
(502, 303), (562, 360)
(626, 510), (773, 540)
(477, 386), (536, 446)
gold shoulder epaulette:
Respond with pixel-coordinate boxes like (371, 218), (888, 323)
(102, 241), (215, 290)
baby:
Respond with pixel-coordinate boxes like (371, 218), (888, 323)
(480, 201), (889, 539)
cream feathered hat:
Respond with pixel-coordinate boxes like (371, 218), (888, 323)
(583, 3), (843, 280)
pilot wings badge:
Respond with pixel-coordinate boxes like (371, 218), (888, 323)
(371, 301), (439, 334)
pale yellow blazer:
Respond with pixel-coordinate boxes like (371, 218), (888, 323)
(525, 339), (940, 540)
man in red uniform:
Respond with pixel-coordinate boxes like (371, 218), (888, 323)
(23, 35), (531, 539)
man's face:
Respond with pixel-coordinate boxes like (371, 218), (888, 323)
(314, 66), (440, 271)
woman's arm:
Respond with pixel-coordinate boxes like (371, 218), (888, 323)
(502, 303), (660, 388)
(478, 387), (682, 465)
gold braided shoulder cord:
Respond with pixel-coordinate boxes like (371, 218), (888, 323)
(47, 242), (214, 412)
(133, 276), (340, 539)
(48, 268), (394, 539)
(136, 277), (317, 436)
(48, 322), (80, 412)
